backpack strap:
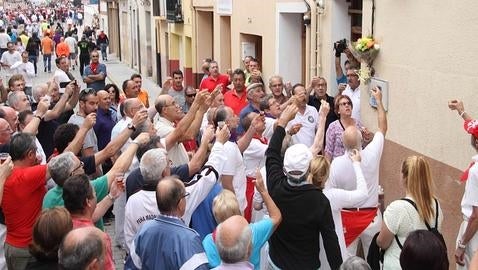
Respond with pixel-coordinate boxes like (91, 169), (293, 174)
(395, 198), (440, 249)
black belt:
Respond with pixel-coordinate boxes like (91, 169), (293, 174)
(343, 207), (377, 211)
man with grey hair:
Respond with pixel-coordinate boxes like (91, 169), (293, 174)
(7, 91), (31, 112)
(327, 87), (387, 259)
(43, 132), (151, 231)
(124, 125), (229, 253)
(214, 215), (253, 269)
(128, 177), (210, 270)
(58, 227), (105, 270)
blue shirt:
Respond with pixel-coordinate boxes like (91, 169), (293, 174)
(83, 63), (107, 90)
(127, 216), (209, 270)
(202, 218), (274, 270)
(93, 108), (116, 151)
(336, 74), (347, 85)
(238, 102), (260, 134)
(190, 183), (222, 240)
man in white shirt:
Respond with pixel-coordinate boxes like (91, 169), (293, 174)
(213, 105), (262, 214)
(0, 42), (21, 77)
(124, 127), (228, 253)
(0, 28), (11, 55)
(64, 33), (77, 70)
(154, 93), (205, 166)
(343, 68), (361, 121)
(11, 51), (34, 95)
(327, 87), (387, 258)
(448, 100), (478, 269)
(286, 83), (319, 147)
(53, 56), (73, 94)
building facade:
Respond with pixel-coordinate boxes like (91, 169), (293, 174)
(106, 0), (477, 262)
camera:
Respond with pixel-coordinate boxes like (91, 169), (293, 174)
(334, 39), (347, 57)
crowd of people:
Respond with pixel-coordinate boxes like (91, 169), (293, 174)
(0, 3), (475, 270)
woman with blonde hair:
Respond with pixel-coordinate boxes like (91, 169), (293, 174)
(312, 149), (368, 268)
(376, 156), (443, 270)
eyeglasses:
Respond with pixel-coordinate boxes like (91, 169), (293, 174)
(177, 191), (190, 205)
(271, 84), (283, 88)
(186, 94), (196, 98)
(339, 101), (352, 107)
(70, 161), (84, 176)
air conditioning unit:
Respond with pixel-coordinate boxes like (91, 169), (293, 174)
(166, 0), (183, 23)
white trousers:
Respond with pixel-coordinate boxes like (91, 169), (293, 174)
(456, 220), (478, 270)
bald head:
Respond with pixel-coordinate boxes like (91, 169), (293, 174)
(154, 94), (172, 115)
(1, 106), (18, 132)
(123, 98), (143, 118)
(58, 227), (105, 270)
(155, 177), (185, 215)
(33, 83), (48, 102)
(97, 90), (111, 110)
(342, 126), (362, 151)
(215, 215), (252, 264)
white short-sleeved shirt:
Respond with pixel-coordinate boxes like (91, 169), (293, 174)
(155, 116), (189, 166)
(461, 155), (478, 218)
(383, 198), (443, 270)
(53, 69), (71, 93)
(327, 131), (384, 207)
(263, 117), (276, 141)
(286, 104), (318, 147)
(243, 138), (268, 178)
(68, 113), (98, 152)
(1, 51), (21, 76)
(222, 141), (247, 212)
(343, 85), (361, 121)
(0, 33), (11, 48)
(65, 37), (77, 53)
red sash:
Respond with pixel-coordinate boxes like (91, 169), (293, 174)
(244, 176), (256, 223)
(341, 209), (377, 246)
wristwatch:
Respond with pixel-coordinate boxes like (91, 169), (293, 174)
(127, 123), (136, 131)
(458, 240), (467, 249)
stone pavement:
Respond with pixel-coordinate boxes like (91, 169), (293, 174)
(104, 55), (162, 106)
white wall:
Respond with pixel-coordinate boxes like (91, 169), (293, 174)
(277, 12), (302, 84)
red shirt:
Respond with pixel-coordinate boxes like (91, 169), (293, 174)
(73, 218), (115, 270)
(199, 74), (230, 93)
(2, 165), (47, 248)
(224, 89), (248, 116)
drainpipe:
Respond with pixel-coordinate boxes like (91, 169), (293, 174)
(316, 1), (324, 77)
(304, 0), (315, 84)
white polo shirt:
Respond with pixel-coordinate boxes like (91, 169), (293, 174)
(222, 141), (247, 212)
(343, 85), (361, 122)
(327, 131), (384, 207)
(461, 155), (478, 219)
(243, 137), (268, 178)
(155, 116), (189, 166)
(286, 104), (318, 147)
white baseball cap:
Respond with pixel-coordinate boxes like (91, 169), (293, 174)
(283, 144), (313, 180)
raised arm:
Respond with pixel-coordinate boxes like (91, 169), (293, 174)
(164, 90), (208, 150)
(105, 132), (150, 188)
(254, 169), (281, 231)
(329, 149), (368, 209)
(94, 109), (148, 165)
(371, 86), (387, 136)
(23, 97), (49, 134)
(448, 99), (473, 121)
(237, 113), (264, 153)
(187, 125), (215, 177)
(43, 81), (74, 121)
(64, 113), (96, 155)
(310, 100), (329, 155)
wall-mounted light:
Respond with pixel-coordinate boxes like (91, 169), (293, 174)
(316, 0), (324, 9)
(303, 13), (311, 25)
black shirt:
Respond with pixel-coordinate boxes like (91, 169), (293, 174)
(308, 94), (338, 133)
(266, 126), (342, 270)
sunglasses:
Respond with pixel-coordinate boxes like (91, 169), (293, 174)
(186, 93), (196, 98)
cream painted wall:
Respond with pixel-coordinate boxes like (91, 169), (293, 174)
(359, 0), (478, 169)
(119, 0), (131, 66)
(230, 0), (276, 81)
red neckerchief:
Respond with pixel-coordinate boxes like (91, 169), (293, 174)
(461, 162), (475, 182)
(90, 62), (98, 74)
(253, 134), (268, 145)
(172, 85), (183, 92)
